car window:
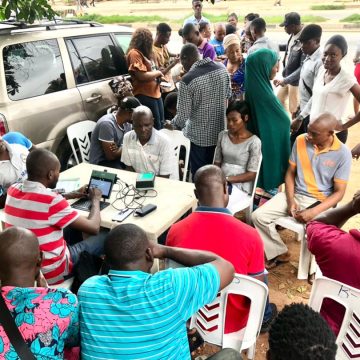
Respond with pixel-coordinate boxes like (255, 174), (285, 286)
(66, 35), (128, 84)
(3, 39), (66, 101)
(114, 33), (132, 52)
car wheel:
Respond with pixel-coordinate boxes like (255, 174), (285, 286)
(57, 138), (79, 171)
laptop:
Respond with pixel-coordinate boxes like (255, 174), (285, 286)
(71, 170), (117, 212)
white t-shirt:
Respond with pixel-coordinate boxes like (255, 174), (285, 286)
(310, 66), (357, 123)
(0, 142), (28, 190)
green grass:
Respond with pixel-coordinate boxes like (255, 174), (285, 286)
(77, 13), (166, 24)
(310, 4), (345, 10)
(340, 13), (360, 22)
(264, 15), (328, 24)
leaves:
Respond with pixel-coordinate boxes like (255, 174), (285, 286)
(0, 0), (58, 24)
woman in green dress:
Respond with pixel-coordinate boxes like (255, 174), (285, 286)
(245, 48), (290, 191)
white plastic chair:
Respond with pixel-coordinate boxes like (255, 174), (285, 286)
(309, 276), (360, 359)
(189, 273), (268, 359)
(160, 129), (191, 181)
(66, 120), (96, 164)
(274, 216), (316, 280)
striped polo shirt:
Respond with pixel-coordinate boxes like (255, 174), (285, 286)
(78, 264), (220, 360)
(4, 180), (79, 284)
(289, 134), (352, 201)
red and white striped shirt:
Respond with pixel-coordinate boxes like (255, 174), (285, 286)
(4, 181), (79, 285)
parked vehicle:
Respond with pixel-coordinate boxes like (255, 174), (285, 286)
(0, 19), (133, 168)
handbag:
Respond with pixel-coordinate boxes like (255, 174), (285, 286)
(0, 292), (36, 360)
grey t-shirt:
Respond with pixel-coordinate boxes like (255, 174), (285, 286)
(89, 113), (131, 165)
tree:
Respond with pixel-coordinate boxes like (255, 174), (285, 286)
(0, 0), (58, 24)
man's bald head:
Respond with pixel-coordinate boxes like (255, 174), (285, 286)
(132, 106), (154, 144)
(214, 23), (226, 42)
(194, 165), (228, 207)
(307, 113), (339, 147)
(311, 113), (338, 132)
(27, 148), (59, 180)
(132, 105), (153, 125)
(0, 227), (40, 277)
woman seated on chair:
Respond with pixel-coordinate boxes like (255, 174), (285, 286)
(214, 100), (261, 214)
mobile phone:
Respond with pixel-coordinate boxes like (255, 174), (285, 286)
(306, 201), (321, 210)
(134, 204), (157, 217)
(160, 81), (172, 88)
(112, 208), (134, 222)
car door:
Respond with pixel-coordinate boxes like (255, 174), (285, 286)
(65, 34), (129, 121)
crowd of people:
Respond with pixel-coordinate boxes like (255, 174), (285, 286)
(1, 0), (360, 358)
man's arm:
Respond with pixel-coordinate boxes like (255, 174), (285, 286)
(101, 141), (122, 161)
(69, 188), (102, 235)
(171, 82), (192, 130)
(285, 164), (299, 216)
(311, 190), (360, 228)
(152, 244), (234, 290)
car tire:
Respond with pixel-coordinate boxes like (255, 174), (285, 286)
(57, 138), (79, 171)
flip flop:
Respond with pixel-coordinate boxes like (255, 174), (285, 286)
(266, 256), (290, 270)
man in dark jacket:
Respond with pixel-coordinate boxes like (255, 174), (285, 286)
(274, 12), (304, 119)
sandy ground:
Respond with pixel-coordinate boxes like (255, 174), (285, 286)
(53, 1), (360, 358)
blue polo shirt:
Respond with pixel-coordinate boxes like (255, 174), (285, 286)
(209, 38), (225, 56)
(78, 264), (220, 359)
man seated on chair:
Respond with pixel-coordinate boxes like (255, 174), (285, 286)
(0, 134), (29, 208)
(306, 190), (360, 336)
(268, 303), (337, 360)
(89, 96), (141, 169)
(78, 223), (242, 360)
(0, 227), (79, 358)
(166, 165), (278, 335)
(4, 149), (106, 285)
(121, 105), (178, 179)
(252, 113), (351, 269)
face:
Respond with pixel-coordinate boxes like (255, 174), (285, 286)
(270, 61), (279, 80)
(284, 24), (295, 35)
(250, 25), (257, 41)
(48, 161), (61, 189)
(227, 110), (247, 133)
(322, 44), (343, 70)
(214, 26), (226, 42)
(133, 114), (153, 143)
(192, 0), (202, 17)
(201, 24), (211, 40)
(225, 43), (242, 63)
(306, 122), (332, 147)
(181, 54), (196, 72)
(159, 31), (171, 45)
(301, 38), (319, 55)
(228, 16), (237, 27)
(184, 29), (199, 46)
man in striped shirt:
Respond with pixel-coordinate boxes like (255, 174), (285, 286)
(4, 149), (105, 285)
(78, 224), (240, 360)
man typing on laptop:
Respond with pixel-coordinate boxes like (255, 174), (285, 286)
(4, 149), (107, 285)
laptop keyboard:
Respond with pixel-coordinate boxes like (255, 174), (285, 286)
(71, 199), (110, 212)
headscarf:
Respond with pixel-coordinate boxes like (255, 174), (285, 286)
(223, 34), (240, 50)
(245, 48), (290, 190)
(325, 35), (348, 57)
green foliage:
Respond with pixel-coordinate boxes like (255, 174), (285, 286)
(0, 0), (58, 24)
(264, 15), (328, 23)
(77, 13), (166, 24)
(310, 4), (345, 10)
(340, 13), (360, 22)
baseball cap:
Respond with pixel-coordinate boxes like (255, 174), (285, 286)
(280, 12), (301, 27)
(119, 96), (141, 111)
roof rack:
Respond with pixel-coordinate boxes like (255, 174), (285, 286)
(0, 18), (102, 34)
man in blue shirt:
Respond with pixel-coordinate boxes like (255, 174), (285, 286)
(183, 0), (210, 27)
(78, 224), (240, 360)
(209, 23), (226, 57)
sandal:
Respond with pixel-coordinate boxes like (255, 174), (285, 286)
(266, 253), (291, 270)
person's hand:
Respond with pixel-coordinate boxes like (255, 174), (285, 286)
(35, 271), (48, 288)
(164, 120), (175, 130)
(287, 200), (299, 217)
(155, 70), (164, 78)
(352, 191), (360, 213)
(109, 142), (119, 153)
(352, 143), (360, 160)
(335, 120), (345, 132)
(88, 187), (102, 201)
(291, 118), (303, 134)
(149, 242), (167, 259)
(273, 79), (285, 87)
(293, 208), (316, 223)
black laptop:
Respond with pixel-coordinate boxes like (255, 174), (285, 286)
(71, 170), (116, 212)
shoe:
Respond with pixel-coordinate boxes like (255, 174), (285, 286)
(260, 303), (278, 333)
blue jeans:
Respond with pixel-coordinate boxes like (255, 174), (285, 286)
(263, 271), (273, 322)
(190, 142), (216, 177)
(136, 94), (164, 130)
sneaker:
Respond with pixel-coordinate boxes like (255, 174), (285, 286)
(260, 303), (278, 333)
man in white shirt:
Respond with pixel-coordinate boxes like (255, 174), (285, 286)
(121, 106), (178, 179)
(291, 24), (323, 144)
(0, 136), (28, 207)
(183, 0), (210, 27)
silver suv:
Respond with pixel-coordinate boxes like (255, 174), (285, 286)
(0, 20), (132, 168)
